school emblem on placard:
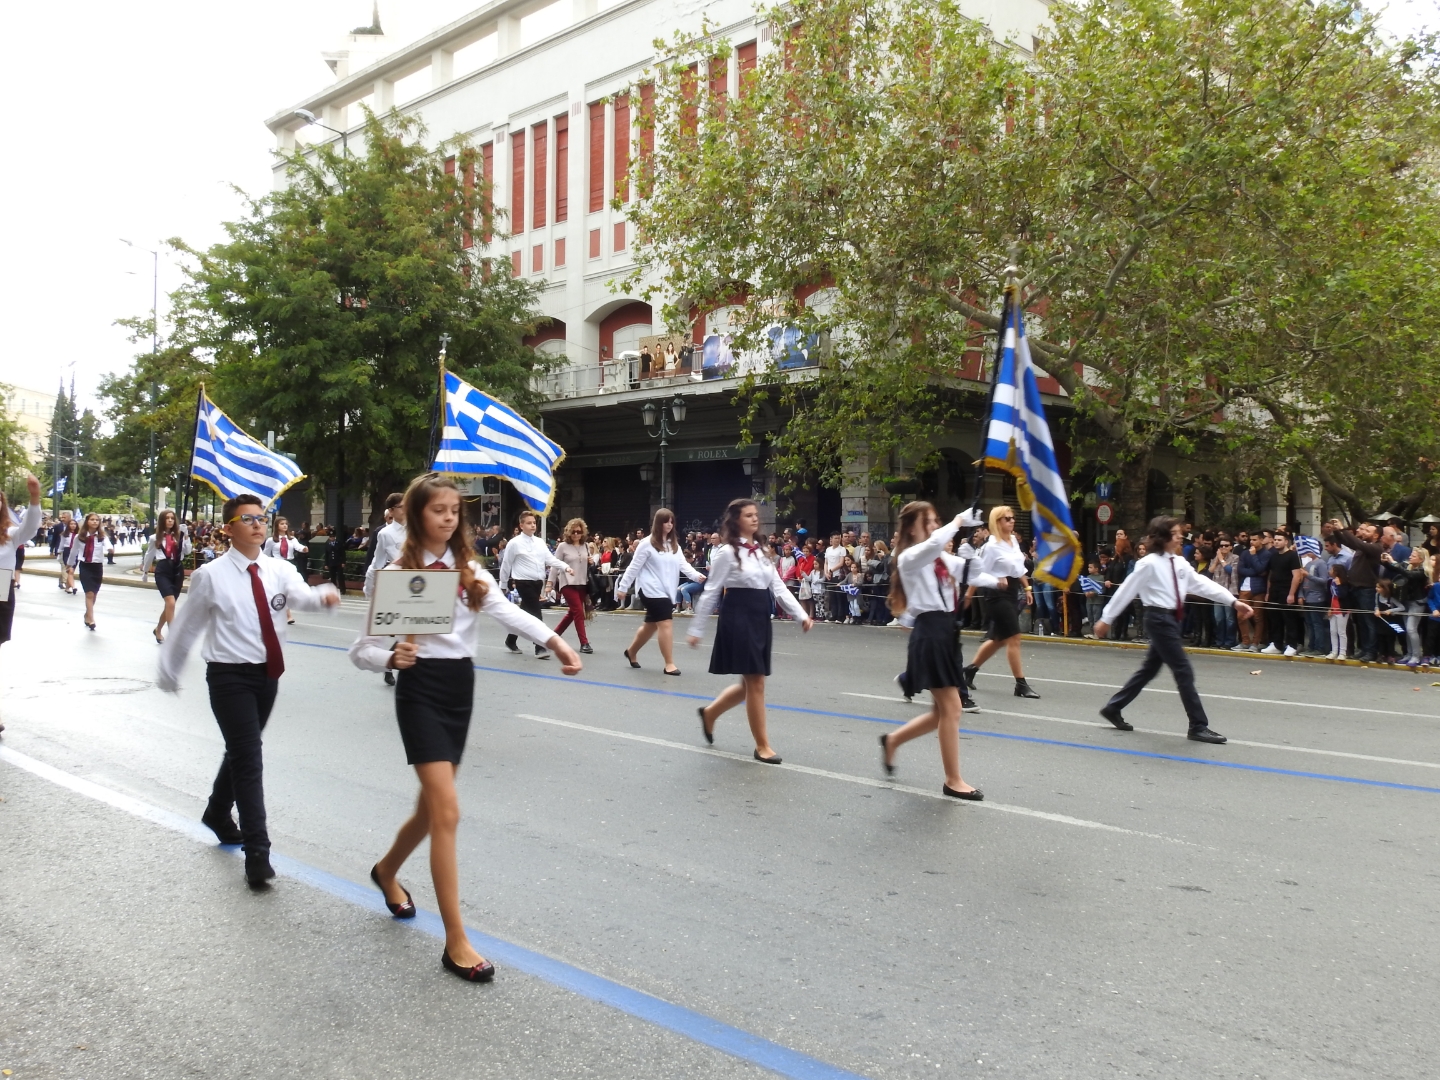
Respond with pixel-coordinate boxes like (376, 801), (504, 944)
(270, 593), (287, 610)
(409, 576), (426, 595)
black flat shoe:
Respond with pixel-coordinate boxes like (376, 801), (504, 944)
(1013, 679), (1040, 699)
(879, 732), (894, 776)
(245, 849), (276, 886)
(962, 664), (979, 689)
(384, 669), (396, 686)
(1100, 705), (1133, 731)
(664, 668), (681, 676)
(579, 643), (593, 654)
(754, 750), (783, 765)
(698, 706), (714, 744)
(153, 630), (164, 645)
(442, 950), (496, 982)
(201, 810), (244, 845)
(942, 784), (983, 801)
(624, 648), (640, 668)
(370, 864), (417, 919)
(85, 621), (96, 632)
(1188, 727), (1227, 744)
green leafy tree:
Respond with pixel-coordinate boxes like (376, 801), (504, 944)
(631, 0), (1440, 526)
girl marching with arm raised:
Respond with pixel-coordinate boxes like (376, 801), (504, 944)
(142, 509), (192, 643)
(688, 499), (812, 763)
(349, 473), (582, 984)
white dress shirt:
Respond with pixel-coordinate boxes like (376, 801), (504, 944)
(362, 521), (405, 596)
(142, 533), (193, 574)
(157, 547), (340, 690)
(0, 504), (42, 574)
(975, 535), (1028, 581)
(1100, 551), (1237, 624)
(898, 520), (997, 615)
(616, 538), (705, 599)
(66, 532), (115, 566)
(498, 532), (569, 583)
(348, 547), (553, 671)
(690, 541), (806, 639)
(262, 534), (308, 561)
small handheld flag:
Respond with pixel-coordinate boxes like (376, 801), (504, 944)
(50, 477), (68, 496)
(1294, 535), (1322, 558)
(189, 388), (306, 510)
(1080, 575), (1104, 595)
(980, 292), (1083, 589)
(432, 371), (565, 514)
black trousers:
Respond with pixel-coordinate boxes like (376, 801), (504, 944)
(505, 579), (546, 650)
(1105, 608), (1212, 732)
(205, 663), (278, 852)
(1267, 595), (1303, 650)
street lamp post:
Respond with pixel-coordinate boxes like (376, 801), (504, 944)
(641, 395), (688, 510)
(293, 109), (350, 158)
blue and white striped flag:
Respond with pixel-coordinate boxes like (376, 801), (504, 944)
(190, 389), (305, 510)
(1294, 535), (1322, 558)
(1080, 575), (1105, 595)
(980, 294), (1082, 588)
(432, 371), (564, 513)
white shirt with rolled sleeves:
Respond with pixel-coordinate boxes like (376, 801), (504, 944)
(898, 520), (997, 615)
(497, 532), (569, 584)
(157, 547), (339, 691)
(0, 504), (42, 574)
(361, 521), (405, 597)
(689, 542), (806, 641)
(262, 535), (307, 562)
(348, 547), (553, 670)
(1100, 552), (1237, 624)
(65, 533), (114, 566)
(616, 538), (705, 600)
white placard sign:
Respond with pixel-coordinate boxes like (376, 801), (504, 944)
(366, 568), (461, 636)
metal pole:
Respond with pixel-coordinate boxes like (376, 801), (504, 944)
(659, 422), (668, 511)
(148, 248), (158, 526)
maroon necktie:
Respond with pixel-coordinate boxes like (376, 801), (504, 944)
(280, 537), (289, 559)
(84, 535), (94, 562)
(1170, 558), (1184, 620)
(247, 563), (285, 679)
(934, 557), (953, 608)
(428, 560), (447, 569)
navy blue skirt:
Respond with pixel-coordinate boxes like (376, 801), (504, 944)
(395, 657), (475, 765)
(905, 610), (964, 692)
(708, 587), (773, 676)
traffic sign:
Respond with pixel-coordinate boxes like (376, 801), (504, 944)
(1095, 501), (1115, 525)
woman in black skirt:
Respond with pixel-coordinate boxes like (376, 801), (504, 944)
(141, 509), (191, 643)
(687, 499), (812, 763)
(962, 504), (1041, 699)
(349, 473), (582, 983)
(616, 508), (706, 674)
(0, 475), (43, 735)
(877, 501), (985, 800)
(66, 513), (113, 631)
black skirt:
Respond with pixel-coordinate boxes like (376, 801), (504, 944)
(0, 579), (14, 645)
(980, 585), (1022, 639)
(153, 559), (185, 599)
(641, 593), (674, 623)
(394, 657), (475, 765)
(905, 610), (964, 692)
(709, 587), (773, 676)
(78, 563), (104, 595)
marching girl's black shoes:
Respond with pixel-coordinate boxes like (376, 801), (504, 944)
(442, 950), (496, 982)
(942, 784), (984, 801)
(370, 864), (417, 919)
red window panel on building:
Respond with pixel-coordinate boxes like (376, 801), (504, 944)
(462, 159), (475, 249)
(588, 228), (601, 259)
(510, 130), (526, 234)
(511, 251), (522, 277)
(588, 102), (605, 213)
(639, 83), (654, 161)
(555, 237), (566, 267)
(612, 93), (629, 204)
(532, 244), (544, 273)
(680, 65), (698, 137)
(554, 114), (569, 223)
(709, 56), (727, 105)
(481, 142), (494, 242)
(737, 40), (757, 84)
(613, 221), (626, 253)
(532, 120), (548, 230)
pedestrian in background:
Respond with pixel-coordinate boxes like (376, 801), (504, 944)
(552, 517), (596, 654)
(142, 509), (191, 643)
(498, 509), (573, 659)
(67, 512), (113, 631)
(0, 475), (43, 736)
(963, 505), (1041, 700)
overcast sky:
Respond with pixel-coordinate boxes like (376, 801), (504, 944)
(1, 0), (1433, 418)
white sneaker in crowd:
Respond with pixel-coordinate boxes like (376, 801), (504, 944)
(1231, 643), (1248, 652)
(1283, 645), (1298, 657)
(1261, 644), (1280, 655)
(1325, 651), (1339, 660)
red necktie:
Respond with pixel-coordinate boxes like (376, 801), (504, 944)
(280, 537), (289, 559)
(83, 535), (94, 562)
(428, 560), (446, 569)
(1170, 558), (1184, 620)
(163, 535), (176, 561)
(246, 563), (285, 679)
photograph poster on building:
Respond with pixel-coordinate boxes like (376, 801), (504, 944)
(637, 333), (694, 379)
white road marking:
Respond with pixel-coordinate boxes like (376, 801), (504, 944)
(515, 714), (1190, 844)
(967, 671), (1440, 721)
(840, 694), (1440, 771)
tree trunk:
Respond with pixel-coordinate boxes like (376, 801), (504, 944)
(1118, 452), (1151, 535)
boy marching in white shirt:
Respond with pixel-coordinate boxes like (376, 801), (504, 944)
(497, 509), (572, 659)
(158, 493), (341, 885)
(1095, 515), (1253, 743)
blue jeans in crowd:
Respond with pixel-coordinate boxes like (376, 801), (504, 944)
(1302, 606), (1329, 655)
(677, 581), (705, 609)
(1350, 586), (1378, 655)
(1212, 603), (1237, 649)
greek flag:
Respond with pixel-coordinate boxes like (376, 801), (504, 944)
(190, 389), (305, 510)
(50, 477), (67, 496)
(980, 294), (1082, 588)
(1294, 535), (1322, 558)
(433, 371), (564, 513)
(1080, 575), (1105, 595)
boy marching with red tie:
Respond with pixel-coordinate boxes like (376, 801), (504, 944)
(158, 493), (340, 886)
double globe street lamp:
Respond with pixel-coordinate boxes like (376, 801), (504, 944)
(640, 395), (687, 509)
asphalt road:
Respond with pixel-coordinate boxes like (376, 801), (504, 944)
(3, 576), (1438, 1079)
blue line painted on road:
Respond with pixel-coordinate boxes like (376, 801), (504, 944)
(290, 642), (1440, 794)
(0, 745), (869, 1080)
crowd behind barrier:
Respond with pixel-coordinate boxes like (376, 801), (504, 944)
(22, 508), (1440, 666)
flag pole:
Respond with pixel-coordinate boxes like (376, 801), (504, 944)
(971, 261), (1020, 515)
(430, 334), (450, 468)
(179, 384), (204, 531)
